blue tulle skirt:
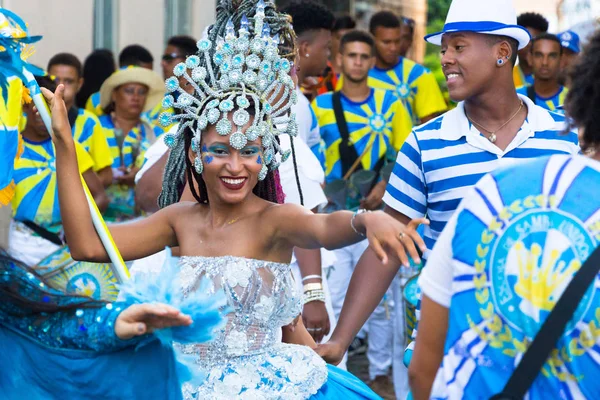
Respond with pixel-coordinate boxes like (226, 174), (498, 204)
(0, 324), (380, 400)
(315, 366), (381, 399)
(0, 326), (183, 400)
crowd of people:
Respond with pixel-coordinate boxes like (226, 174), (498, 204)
(0, 0), (598, 399)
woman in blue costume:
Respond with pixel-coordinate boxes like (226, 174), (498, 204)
(45, 1), (426, 399)
(0, 251), (226, 400)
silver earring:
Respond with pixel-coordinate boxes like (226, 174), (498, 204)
(305, 53), (310, 58)
(497, 59), (504, 66)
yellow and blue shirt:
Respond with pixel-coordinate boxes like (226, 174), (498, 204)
(0, 77), (25, 205)
(12, 138), (93, 228)
(71, 108), (114, 172)
(513, 64), (534, 89)
(366, 57), (447, 124)
(98, 115), (163, 220)
(516, 85), (568, 113)
(86, 90), (176, 130)
(312, 88), (412, 183)
(85, 91), (103, 117)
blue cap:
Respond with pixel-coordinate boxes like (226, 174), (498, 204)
(558, 30), (580, 54)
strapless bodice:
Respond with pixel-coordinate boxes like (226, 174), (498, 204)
(175, 256), (327, 399)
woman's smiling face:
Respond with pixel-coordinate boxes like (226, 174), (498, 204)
(199, 113), (264, 205)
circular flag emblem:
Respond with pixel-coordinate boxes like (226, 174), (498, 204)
(369, 113), (386, 133)
(396, 82), (411, 99)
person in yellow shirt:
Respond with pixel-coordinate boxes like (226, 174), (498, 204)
(9, 76), (107, 266)
(47, 53), (113, 187)
(312, 30), (412, 398)
(366, 11), (447, 125)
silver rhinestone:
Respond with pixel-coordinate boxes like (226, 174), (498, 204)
(230, 132), (248, 150)
(246, 126), (260, 141)
(198, 115), (208, 130)
(207, 108), (221, 124)
(216, 118), (233, 136)
(192, 67), (207, 82)
(243, 70), (257, 85)
(233, 109), (250, 126)
(246, 54), (261, 69)
(194, 157), (204, 174)
(258, 164), (268, 181)
(219, 100), (234, 112)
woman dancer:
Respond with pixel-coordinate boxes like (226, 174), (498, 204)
(0, 252), (210, 399)
(47, 1), (426, 398)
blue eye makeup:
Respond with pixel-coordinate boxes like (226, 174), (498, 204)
(241, 145), (260, 157)
(207, 143), (230, 156)
(256, 155), (263, 165)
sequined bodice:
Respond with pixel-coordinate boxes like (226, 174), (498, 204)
(176, 256), (327, 400)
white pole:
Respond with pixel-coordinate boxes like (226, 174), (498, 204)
(23, 70), (130, 282)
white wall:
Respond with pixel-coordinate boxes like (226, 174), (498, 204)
(514, 0), (561, 32)
(2, 0), (217, 72)
(4, 0), (94, 70)
(119, 0), (165, 73)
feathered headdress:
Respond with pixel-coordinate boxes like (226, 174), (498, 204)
(0, 8), (43, 101)
(159, 0), (298, 181)
(0, 8), (43, 206)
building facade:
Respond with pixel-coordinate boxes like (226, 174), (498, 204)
(1, 0), (215, 74)
(3, 0), (597, 73)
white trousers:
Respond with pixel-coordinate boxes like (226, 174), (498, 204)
(8, 220), (60, 266)
(328, 240), (394, 380)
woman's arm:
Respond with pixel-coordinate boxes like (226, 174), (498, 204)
(82, 168), (109, 213)
(3, 302), (192, 352)
(44, 86), (178, 262)
(271, 203), (427, 266)
(282, 316), (317, 349)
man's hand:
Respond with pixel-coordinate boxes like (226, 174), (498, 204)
(315, 340), (346, 365)
(303, 301), (330, 343)
(360, 180), (387, 210)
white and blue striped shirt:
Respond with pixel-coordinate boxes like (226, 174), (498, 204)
(383, 95), (580, 254)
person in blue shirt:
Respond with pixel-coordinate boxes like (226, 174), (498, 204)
(409, 28), (600, 399)
(558, 30), (581, 88)
(516, 34), (568, 112)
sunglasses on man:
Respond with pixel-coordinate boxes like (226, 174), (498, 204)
(162, 52), (185, 62)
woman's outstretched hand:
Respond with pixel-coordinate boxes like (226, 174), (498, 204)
(357, 212), (429, 266)
(39, 84), (73, 144)
(115, 303), (193, 340)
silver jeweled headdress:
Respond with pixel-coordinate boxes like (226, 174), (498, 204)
(159, 0), (298, 181)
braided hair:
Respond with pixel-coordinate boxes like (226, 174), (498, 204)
(158, 0), (296, 209)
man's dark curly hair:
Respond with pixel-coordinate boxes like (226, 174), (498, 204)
(565, 29), (600, 153)
(282, 0), (334, 38)
(517, 12), (549, 34)
(369, 11), (400, 34)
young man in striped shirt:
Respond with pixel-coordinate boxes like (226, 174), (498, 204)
(317, 0), (579, 398)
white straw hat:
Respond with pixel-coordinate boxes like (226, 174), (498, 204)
(99, 66), (164, 113)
